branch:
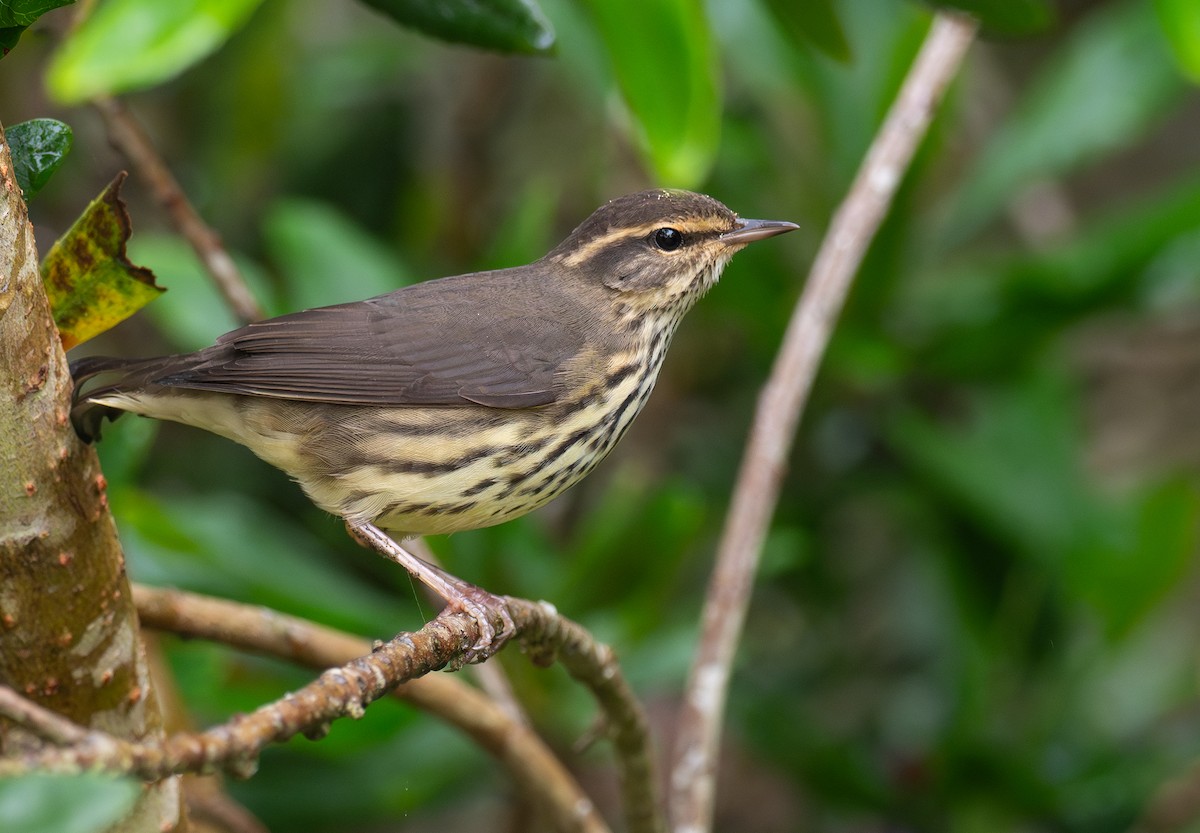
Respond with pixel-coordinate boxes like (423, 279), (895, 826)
(0, 610), (491, 779)
(131, 585), (606, 833)
(668, 12), (980, 833)
(516, 601), (665, 833)
(92, 96), (264, 324)
(1, 588), (661, 833)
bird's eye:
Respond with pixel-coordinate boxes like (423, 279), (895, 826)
(652, 227), (683, 251)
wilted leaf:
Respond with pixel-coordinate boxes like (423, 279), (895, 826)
(42, 173), (164, 349)
(763, 0), (851, 61)
(7, 118), (73, 200)
(1156, 0), (1200, 82)
(359, 0), (554, 54)
(579, 0), (721, 187)
(46, 0), (264, 104)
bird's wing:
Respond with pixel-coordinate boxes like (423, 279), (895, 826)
(154, 274), (586, 409)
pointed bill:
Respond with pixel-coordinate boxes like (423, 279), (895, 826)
(720, 218), (800, 245)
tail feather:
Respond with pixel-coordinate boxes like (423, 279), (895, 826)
(69, 355), (163, 443)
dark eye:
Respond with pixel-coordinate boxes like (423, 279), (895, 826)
(652, 227), (683, 251)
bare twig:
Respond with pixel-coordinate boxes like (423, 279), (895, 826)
(183, 777), (270, 833)
(518, 600), (665, 833)
(0, 685), (89, 746)
(92, 96), (264, 323)
(667, 13), (980, 833)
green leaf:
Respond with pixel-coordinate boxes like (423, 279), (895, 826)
(7, 118), (73, 200)
(889, 375), (1090, 562)
(579, 0), (720, 186)
(127, 234), (275, 351)
(358, 0), (554, 54)
(42, 173), (165, 349)
(942, 0), (1185, 244)
(1067, 480), (1200, 638)
(117, 490), (412, 637)
(889, 373), (1200, 638)
(763, 0), (851, 61)
(1156, 0), (1200, 82)
(0, 26), (26, 56)
(0, 774), (140, 833)
(0, 0), (73, 57)
(923, 0), (1053, 36)
(0, 0), (73, 28)
(46, 0), (264, 104)
(899, 172), (1200, 377)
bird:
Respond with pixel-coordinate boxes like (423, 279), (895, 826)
(71, 189), (798, 658)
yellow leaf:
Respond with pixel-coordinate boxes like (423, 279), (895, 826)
(42, 172), (164, 349)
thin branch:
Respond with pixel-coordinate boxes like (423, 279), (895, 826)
(0, 685), (89, 746)
(668, 12), (980, 833)
(517, 600), (665, 833)
(182, 777), (270, 833)
(131, 585), (604, 833)
(92, 96), (264, 323)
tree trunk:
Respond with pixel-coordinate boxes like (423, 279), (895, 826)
(0, 122), (185, 831)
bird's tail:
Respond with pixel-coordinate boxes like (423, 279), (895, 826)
(70, 355), (171, 443)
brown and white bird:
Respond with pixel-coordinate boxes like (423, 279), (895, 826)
(72, 189), (797, 654)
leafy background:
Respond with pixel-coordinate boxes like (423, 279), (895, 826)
(4, 0), (1200, 830)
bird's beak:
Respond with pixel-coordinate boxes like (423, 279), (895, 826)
(720, 218), (800, 245)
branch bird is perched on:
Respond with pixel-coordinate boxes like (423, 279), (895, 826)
(72, 189), (798, 658)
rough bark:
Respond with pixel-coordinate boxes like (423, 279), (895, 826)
(0, 121), (184, 831)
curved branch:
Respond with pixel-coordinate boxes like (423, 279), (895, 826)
(92, 96), (264, 324)
(1, 588), (660, 833)
(668, 12), (980, 833)
(131, 585), (606, 833)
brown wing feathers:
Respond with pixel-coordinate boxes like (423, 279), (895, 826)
(71, 275), (587, 440)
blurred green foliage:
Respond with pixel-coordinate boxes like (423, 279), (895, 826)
(6, 0), (1200, 829)
(0, 775), (140, 833)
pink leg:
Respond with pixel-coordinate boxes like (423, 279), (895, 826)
(345, 519), (514, 662)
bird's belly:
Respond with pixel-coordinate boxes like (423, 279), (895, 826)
(108, 353), (662, 537)
(295, 366), (658, 536)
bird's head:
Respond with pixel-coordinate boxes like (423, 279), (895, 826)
(546, 189), (798, 316)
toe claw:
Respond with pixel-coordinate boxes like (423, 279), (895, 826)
(442, 589), (514, 664)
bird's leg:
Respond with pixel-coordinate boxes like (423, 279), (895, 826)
(344, 519), (515, 663)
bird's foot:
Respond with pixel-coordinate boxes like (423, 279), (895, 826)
(345, 519), (516, 665)
(435, 578), (517, 666)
